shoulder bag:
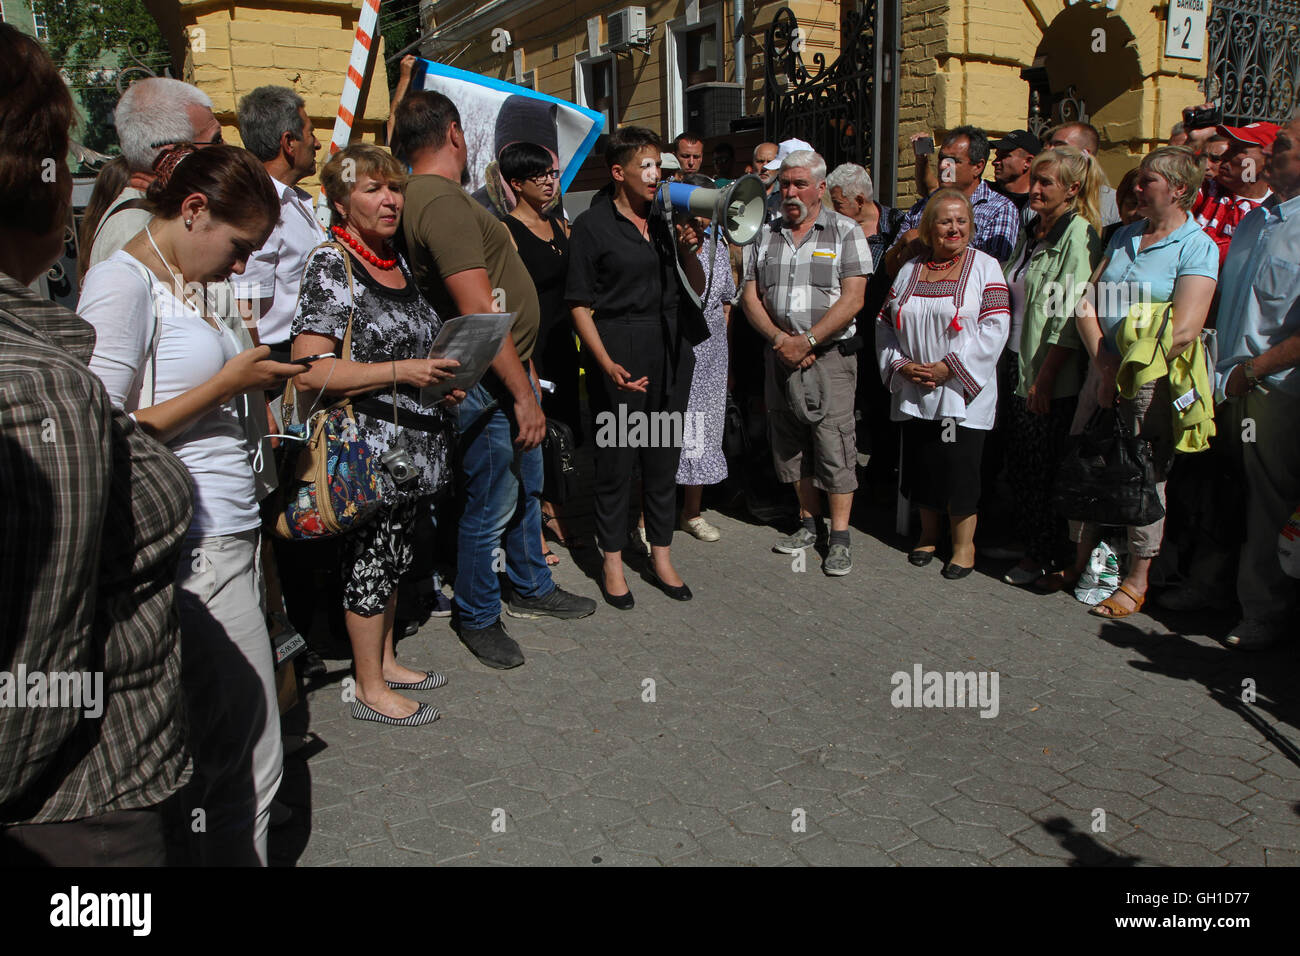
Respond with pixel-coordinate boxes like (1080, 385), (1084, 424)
(266, 242), (390, 540)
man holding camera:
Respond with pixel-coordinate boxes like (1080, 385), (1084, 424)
(741, 148), (871, 577)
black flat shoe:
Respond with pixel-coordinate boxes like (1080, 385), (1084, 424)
(908, 549), (936, 567)
(649, 572), (692, 601)
(602, 586), (635, 610)
(941, 563), (973, 580)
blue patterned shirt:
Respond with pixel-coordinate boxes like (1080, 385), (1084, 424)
(899, 180), (1022, 263)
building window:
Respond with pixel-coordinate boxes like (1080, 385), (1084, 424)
(33, 10), (48, 40)
(577, 55), (617, 133)
(665, 6), (726, 139)
(684, 25), (718, 88)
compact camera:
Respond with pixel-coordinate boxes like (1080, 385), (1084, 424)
(1184, 105), (1222, 131)
(380, 447), (418, 486)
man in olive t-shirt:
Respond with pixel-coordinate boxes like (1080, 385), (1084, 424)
(393, 90), (595, 671)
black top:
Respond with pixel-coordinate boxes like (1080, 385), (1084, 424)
(565, 188), (680, 323)
(991, 181), (1031, 212)
(504, 214), (570, 338)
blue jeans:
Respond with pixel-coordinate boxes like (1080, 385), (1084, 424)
(454, 383), (553, 629)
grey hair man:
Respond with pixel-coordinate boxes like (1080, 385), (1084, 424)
(86, 78), (222, 267)
(232, 86), (324, 354)
(826, 161), (906, 268)
(741, 148), (872, 576)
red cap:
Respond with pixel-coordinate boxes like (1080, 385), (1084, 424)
(1215, 122), (1280, 149)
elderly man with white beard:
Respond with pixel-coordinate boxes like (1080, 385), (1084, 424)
(740, 149), (871, 576)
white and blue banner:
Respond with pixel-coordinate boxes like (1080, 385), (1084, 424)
(411, 59), (603, 203)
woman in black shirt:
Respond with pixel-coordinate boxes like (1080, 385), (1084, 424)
(566, 126), (706, 609)
(501, 143), (578, 564)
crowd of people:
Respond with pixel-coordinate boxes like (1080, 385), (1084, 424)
(3, 18), (1298, 865)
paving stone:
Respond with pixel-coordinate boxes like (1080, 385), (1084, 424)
(791, 833), (894, 866)
(291, 501), (1297, 866)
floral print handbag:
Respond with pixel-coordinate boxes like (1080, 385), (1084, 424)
(267, 242), (387, 540)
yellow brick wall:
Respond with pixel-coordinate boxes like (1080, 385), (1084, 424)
(170, 0), (391, 193)
(896, 0), (1209, 206)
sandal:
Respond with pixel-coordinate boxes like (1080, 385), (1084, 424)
(541, 513), (569, 548)
(544, 549), (560, 567)
(1034, 570), (1079, 593)
(1089, 583), (1145, 618)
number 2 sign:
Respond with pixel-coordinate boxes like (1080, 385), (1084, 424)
(1165, 0), (1207, 60)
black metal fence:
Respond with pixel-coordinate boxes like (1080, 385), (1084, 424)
(1206, 0), (1300, 125)
(763, 3), (899, 202)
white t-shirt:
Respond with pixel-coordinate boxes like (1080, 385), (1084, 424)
(228, 179), (327, 345)
(78, 250), (261, 537)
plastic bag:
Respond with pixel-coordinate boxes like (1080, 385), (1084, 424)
(1075, 540), (1121, 606)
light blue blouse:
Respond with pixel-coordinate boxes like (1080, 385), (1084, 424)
(1095, 214), (1218, 351)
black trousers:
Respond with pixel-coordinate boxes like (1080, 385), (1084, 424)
(586, 316), (694, 552)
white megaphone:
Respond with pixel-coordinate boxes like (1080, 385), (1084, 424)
(655, 173), (766, 246)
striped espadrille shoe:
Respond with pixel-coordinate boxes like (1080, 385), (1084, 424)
(350, 700), (440, 726)
(385, 671), (448, 691)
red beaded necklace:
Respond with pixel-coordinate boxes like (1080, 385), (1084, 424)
(332, 225), (397, 270)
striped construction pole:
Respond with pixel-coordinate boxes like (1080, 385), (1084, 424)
(328, 0), (383, 153)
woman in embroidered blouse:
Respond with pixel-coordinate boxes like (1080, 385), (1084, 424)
(877, 188), (1011, 579)
(292, 144), (464, 726)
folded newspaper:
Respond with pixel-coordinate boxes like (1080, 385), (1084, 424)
(420, 313), (515, 403)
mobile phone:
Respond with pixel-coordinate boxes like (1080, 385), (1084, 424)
(295, 352), (336, 365)
(914, 136), (934, 155)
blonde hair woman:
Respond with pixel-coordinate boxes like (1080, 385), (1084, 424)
(1044, 146), (1218, 615)
(292, 143), (465, 725)
(1001, 146), (1104, 586)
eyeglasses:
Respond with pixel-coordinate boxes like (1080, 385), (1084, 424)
(528, 168), (561, 184)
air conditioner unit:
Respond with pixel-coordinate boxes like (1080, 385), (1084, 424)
(606, 6), (648, 48)
(685, 82), (743, 139)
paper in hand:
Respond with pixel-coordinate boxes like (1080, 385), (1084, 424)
(421, 313), (515, 403)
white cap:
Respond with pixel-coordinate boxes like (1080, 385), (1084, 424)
(660, 152), (681, 170)
(764, 138), (815, 170)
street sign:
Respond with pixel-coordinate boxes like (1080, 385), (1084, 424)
(1165, 0), (1208, 61)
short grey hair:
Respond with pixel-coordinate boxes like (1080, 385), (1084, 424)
(238, 86), (308, 162)
(114, 77), (214, 173)
(780, 149), (827, 183)
(826, 162), (874, 203)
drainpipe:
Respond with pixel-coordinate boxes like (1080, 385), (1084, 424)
(734, 0), (746, 115)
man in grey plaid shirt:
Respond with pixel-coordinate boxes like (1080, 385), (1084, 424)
(741, 147), (871, 576)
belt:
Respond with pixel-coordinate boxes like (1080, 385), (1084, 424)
(353, 396), (446, 433)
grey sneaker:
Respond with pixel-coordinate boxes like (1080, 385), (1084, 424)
(505, 585), (597, 620)
(823, 543), (852, 576)
(774, 527), (818, 554)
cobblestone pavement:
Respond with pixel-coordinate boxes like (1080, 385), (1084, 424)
(272, 496), (1300, 867)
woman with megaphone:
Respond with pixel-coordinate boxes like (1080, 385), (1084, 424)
(566, 126), (707, 609)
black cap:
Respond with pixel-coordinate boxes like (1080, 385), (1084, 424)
(991, 129), (1042, 155)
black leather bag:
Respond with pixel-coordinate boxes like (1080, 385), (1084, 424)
(542, 418), (579, 505)
(1051, 407), (1165, 527)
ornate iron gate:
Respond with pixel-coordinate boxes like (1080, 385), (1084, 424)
(1205, 0), (1300, 125)
(763, 2), (900, 202)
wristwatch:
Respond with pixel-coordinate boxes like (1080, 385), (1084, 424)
(806, 332), (818, 349)
(1244, 359), (1261, 390)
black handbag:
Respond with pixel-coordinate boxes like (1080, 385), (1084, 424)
(542, 418), (579, 505)
(1051, 407), (1165, 527)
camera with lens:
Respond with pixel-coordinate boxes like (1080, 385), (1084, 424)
(380, 447), (418, 487)
(1184, 105), (1222, 132)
